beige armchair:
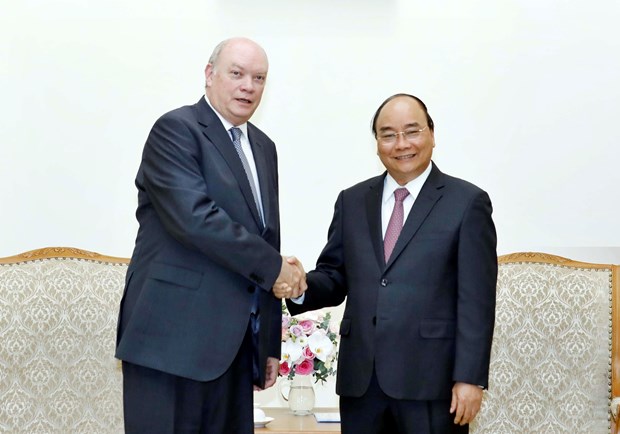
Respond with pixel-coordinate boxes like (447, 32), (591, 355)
(0, 247), (128, 433)
(470, 252), (620, 434)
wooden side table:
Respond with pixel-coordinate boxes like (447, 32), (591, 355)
(255, 407), (341, 434)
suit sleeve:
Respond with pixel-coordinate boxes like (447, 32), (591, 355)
(287, 191), (348, 315)
(453, 190), (497, 388)
(141, 113), (282, 290)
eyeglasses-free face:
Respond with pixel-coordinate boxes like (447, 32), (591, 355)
(375, 96), (435, 185)
(205, 39), (269, 126)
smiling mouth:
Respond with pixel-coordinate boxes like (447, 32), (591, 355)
(236, 97), (252, 105)
(395, 154), (416, 160)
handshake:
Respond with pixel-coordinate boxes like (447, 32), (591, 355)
(272, 256), (307, 299)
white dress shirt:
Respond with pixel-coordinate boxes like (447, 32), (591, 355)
(381, 163), (432, 239)
(204, 95), (265, 221)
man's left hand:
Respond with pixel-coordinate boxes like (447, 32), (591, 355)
(450, 382), (483, 425)
(254, 357), (280, 391)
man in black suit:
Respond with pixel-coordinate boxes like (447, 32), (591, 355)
(115, 37), (306, 433)
(287, 94), (497, 433)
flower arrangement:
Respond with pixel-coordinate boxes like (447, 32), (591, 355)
(279, 304), (339, 384)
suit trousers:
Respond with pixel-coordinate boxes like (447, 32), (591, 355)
(122, 322), (255, 434)
(339, 369), (468, 434)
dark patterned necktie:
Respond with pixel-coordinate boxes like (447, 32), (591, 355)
(230, 127), (264, 227)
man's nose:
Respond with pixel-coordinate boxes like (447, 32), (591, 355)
(240, 76), (255, 92)
(394, 133), (412, 148)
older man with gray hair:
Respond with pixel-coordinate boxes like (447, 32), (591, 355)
(116, 37), (306, 434)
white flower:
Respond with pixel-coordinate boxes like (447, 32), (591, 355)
(307, 330), (334, 362)
(296, 334), (308, 347)
(281, 339), (303, 364)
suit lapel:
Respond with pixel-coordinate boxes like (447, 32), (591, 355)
(385, 164), (444, 269)
(195, 98), (263, 230)
(365, 175), (387, 271)
(247, 125), (270, 230)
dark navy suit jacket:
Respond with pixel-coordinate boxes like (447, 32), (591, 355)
(288, 163), (497, 400)
(116, 97), (282, 388)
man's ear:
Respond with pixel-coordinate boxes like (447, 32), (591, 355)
(204, 64), (215, 87)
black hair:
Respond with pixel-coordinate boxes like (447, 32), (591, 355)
(371, 93), (434, 137)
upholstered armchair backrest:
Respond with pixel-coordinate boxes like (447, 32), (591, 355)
(0, 247), (128, 433)
(470, 252), (620, 434)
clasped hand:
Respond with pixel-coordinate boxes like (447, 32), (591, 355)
(272, 256), (307, 299)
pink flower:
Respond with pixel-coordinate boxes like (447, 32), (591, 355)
(303, 346), (316, 360)
(298, 319), (315, 334)
(279, 361), (291, 376)
(295, 359), (314, 375)
(289, 324), (304, 337)
(281, 327), (289, 341)
(282, 316), (291, 328)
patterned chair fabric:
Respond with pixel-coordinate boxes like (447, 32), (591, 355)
(0, 247), (128, 433)
(470, 252), (620, 434)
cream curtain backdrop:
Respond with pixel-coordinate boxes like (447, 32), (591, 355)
(2, 0), (620, 408)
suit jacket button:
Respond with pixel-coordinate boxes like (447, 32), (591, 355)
(247, 285), (255, 294)
(380, 278), (388, 287)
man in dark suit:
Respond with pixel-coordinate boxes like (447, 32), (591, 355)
(287, 93), (497, 433)
(115, 37), (306, 433)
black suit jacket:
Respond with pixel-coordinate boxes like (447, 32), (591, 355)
(116, 97), (283, 387)
(288, 163), (497, 400)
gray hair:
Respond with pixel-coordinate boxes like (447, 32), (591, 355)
(207, 39), (231, 70)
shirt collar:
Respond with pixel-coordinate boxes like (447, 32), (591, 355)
(204, 95), (248, 138)
(382, 163), (433, 204)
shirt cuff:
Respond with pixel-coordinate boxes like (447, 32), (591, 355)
(290, 293), (305, 304)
